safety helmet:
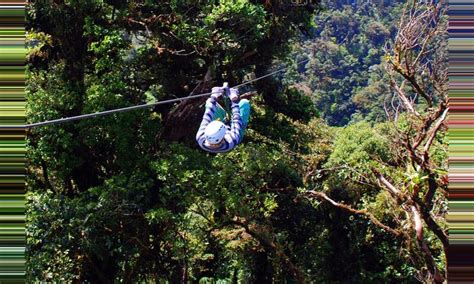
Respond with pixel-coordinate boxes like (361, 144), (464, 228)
(205, 121), (226, 145)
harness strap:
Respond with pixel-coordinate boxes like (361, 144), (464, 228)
(222, 82), (233, 123)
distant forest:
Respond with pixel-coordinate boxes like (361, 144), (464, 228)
(286, 0), (405, 125)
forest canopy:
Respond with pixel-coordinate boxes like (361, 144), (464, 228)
(26, 0), (448, 283)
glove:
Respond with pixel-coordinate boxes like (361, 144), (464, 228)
(228, 88), (239, 102)
(211, 87), (224, 99)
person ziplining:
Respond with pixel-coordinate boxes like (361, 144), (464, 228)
(196, 84), (251, 153)
(0, 59), (309, 154)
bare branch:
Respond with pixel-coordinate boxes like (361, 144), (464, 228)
(413, 29), (436, 67)
(390, 61), (432, 107)
(423, 108), (448, 154)
(305, 190), (402, 237)
(373, 169), (403, 198)
(412, 196), (449, 250)
(413, 102), (447, 150)
(411, 205), (444, 283)
(391, 79), (421, 117)
(387, 1), (446, 109)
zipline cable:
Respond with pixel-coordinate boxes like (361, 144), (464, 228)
(0, 58), (310, 130)
(233, 58), (309, 88)
(8, 92), (215, 130)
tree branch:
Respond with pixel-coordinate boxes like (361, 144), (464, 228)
(410, 205), (444, 283)
(372, 169), (449, 250)
(390, 79), (421, 117)
(229, 219), (305, 283)
(413, 102), (447, 150)
(390, 62), (432, 107)
(412, 196), (449, 250)
(373, 169), (403, 199)
(305, 190), (401, 237)
(423, 108), (447, 154)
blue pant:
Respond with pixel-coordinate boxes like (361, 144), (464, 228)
(207, 99), (251, 143)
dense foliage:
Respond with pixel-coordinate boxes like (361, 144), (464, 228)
(26, 0), (448, 283)
(286, 1), (403, 125)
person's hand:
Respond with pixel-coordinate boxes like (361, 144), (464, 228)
(211, 87), (223, 99)
(229, 88), (239, 102)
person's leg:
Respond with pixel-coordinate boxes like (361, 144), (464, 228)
(206, 101), (226, 121)
(238, 99), (251, 142)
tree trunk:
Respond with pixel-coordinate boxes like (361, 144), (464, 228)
(159, 70), (213, 143)
(411, 206), (444, 283)
(254, 251), (273, 284)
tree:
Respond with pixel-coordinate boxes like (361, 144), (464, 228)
(283, 0), (411, 126)
(26, 0), (325, 282)
(302, 1), (448, 282)
(25, 0), (449, 282)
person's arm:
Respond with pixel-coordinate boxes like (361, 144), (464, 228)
(222, 88), (242, 149)
(227, 100), (242, 142)
(207, 100), (241, 153)
(196, 89), (220, 146)
(202, 88), (242, 153)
